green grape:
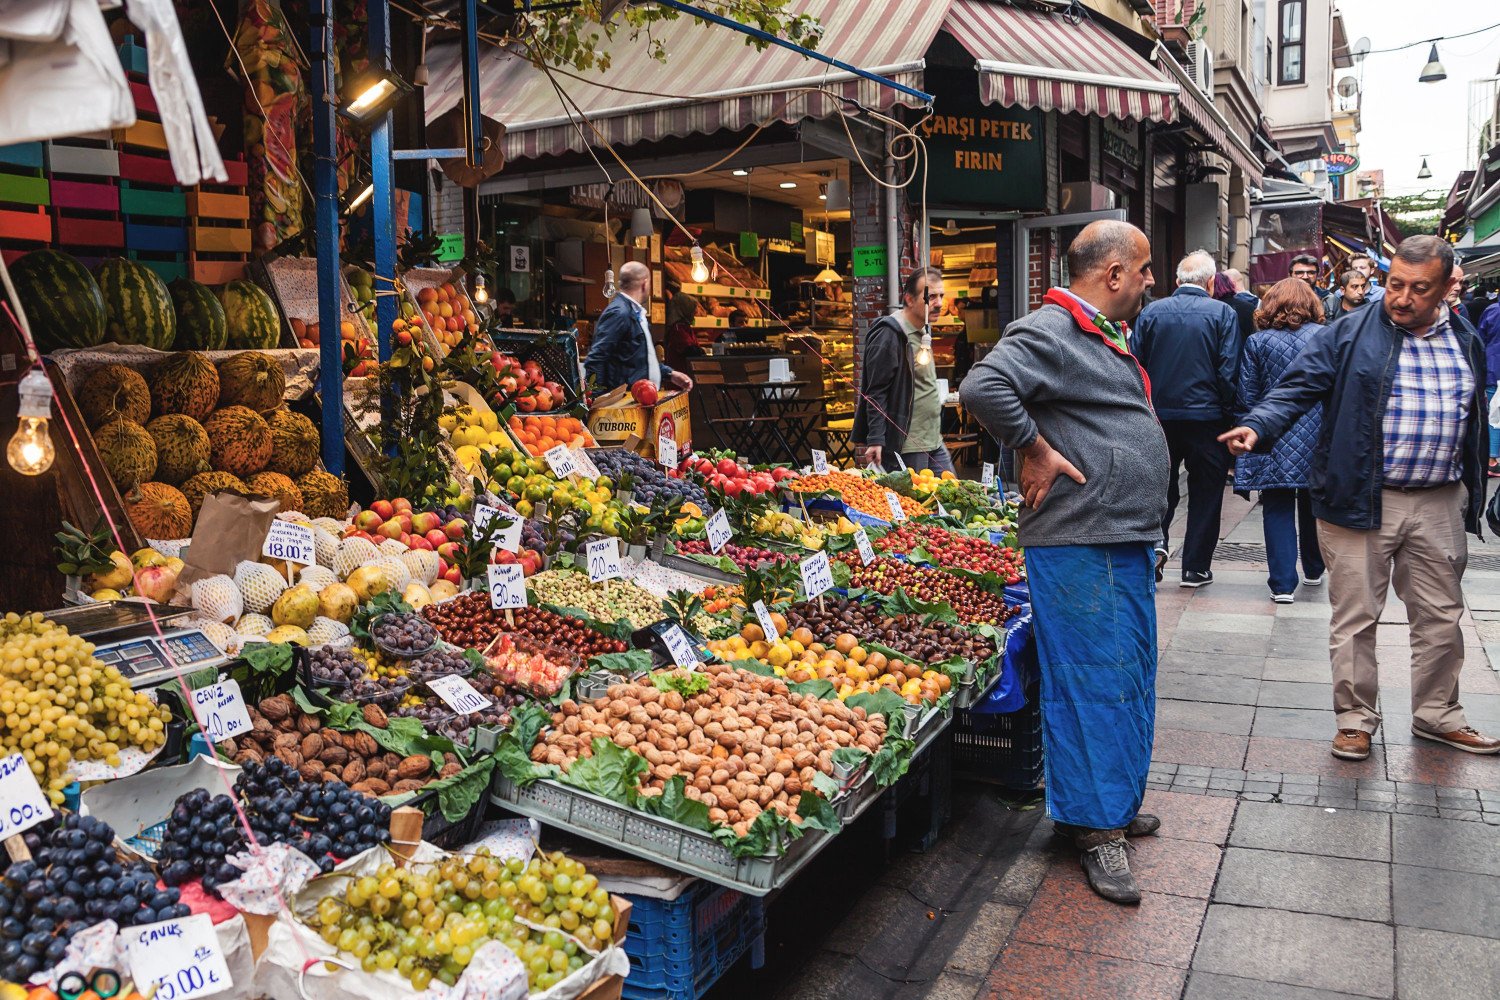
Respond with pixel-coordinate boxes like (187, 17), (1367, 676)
(552, 873), (573, 895)
(397, 955), (416, 977)
(410, 967), (433, 990)
(400, 891), (417, 910)
(453, 943), (474, 965)
(418, 936), (438, 959)
(528, 955), (549, 977)
(549, 950), (569, 972)
(379, 877), (402, 899)
(376, 950), (398, 971)
(436, 967), (458, 987)
(422, 911), (444, 932)
(352, 938), (372, 960)
(593, 918), (613, 941)
(527, 883), (548, 904)
(360, 953), (378, 973)
(400, 908), (421, 930)
(320, 924), (340, 946)
(413, 878), (435, 899)
(499, 880), (518, 899)
(559, 910), (580, 931)
(506, 857), (524, 875)
(369, 895), (391, 918)
(435, 930), (453, 955)
(481, 880), (501, 900)
(337, 929), (359, 952)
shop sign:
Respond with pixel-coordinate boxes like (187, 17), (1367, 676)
(435, 232), (465, 261)
(739, 231), (760, 257)
(852, 245), (887, 277)
(1102, 120), (1142, 170)
(790, 221), (804, 242)
(1324, 151), (1359, 175)
(917, 96), (1044, 210)
(570, 179), (683, 213)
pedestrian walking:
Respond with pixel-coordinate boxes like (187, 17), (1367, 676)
(1289, 253), (1321, 288)
(1325, 268), (1370, 319)
(1134, 250), (1241, 587)
(1478, 291), (1500, 478)
(960, 220), (1169, 905)
(1220, 236), (1500, 760)
(1223, 267), (1260, 353)
(584, 261), (695, 393)
(1233, 278), (1328, 603)
(1347, 252), (1386, 302)
(852, 266), (955, 474)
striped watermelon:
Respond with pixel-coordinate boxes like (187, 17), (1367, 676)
(96, 258), (176, 350)
(6, 249), (107, 353)
(169, 279), (228, 351)
(220, 280), (281, 350)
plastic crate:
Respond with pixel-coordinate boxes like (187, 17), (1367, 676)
(492, 329), (582, 395)
(621, 879), (763, 1000)
(952, 683), (1043, 789)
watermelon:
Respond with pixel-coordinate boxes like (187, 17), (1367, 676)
(220, 280), (282, 350)
(169, 278), (228, 351)
(96, 258), (176, 350)
(6, 249), (107, 353)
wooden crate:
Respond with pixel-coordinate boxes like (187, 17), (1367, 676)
(188, 257), (247, 284)
(125, 250), (187, 283)
(189, 223), (252, 254)
(50, 178), (118, 213)
(46, 141), (120, 179)
(117, 151), (175, 186)
(0, 206), (51, 243)
(119, 180), (186, 219)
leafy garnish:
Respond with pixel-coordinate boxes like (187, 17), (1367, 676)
(651, 670), (711, 696)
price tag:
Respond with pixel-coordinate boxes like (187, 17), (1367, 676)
(0, 752), (54, 839)
(662, 625), (700, 667)
(190, 680), (252, 742)
(706, 509), (732, 553)
(586, 537), (623, 583)
(800, 550), (834, 599)
(428, 674), (493, 715)
(885, 491), (907, 523)
(571, 448), (601, 480)
(937, 377), (950, 399)
(124, 914), (233, 1000)
(261, 521), (315, 566)
(981, 462), (996, 488)
(473, 504), (523, 553)
(893, 452), (908, 471)
(487, 563), (528, 609)
(657, 429), (677, 470)
(853, 527), (876, 566)
(752, 600), (780, 641)
(811, 449), (828, 474)
(936, 500), (950, 518)
(544, 445), (579, 478)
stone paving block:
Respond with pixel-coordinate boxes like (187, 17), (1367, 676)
(1397, 803), (1440, 816)
(986, 942), (1188, 1000)
(1177, 764), (1213, 777)
(1159, 672), (1261, 704)
(1282, 793), (1318, 805)
(1393, 814), (1500, 875)
(1360, 800), (1397, 812)
(1316, 796), (1357, 811)
(1185, 971), (1372, 999)
(1213, 847), (1391, 920)
(1192, 905), (1394, 997)
(923, 971), (983, 1000)
(1153, 728), (1249, 769)
(1261, 657), (1335, 682)
(1206, 787), (1238, 798)
(1177, 611), (1279, 635)
(1243, 791), (1277, 802)
(1258, 680), (1334, 710)
(1357, 790), (1396, 803)
(1386, 745), (1500, 792)
(1395, 927), (1500, 1000)
(1391, 865), (1500, 939)
(1158, 698), (1257, 736)
(1254, 707), (1339, 741)
(1245, 780), (1280, 793)
(945, 903), (1023, 975)
(1159, 650), (1268, 678)
(1175, 775), (1210, 789)
(1229, 801), (1391, 861)
(1358, 779), (1397, 792)
(1169, 630), (1274, 656)
(1011, 870), (1207, 968)
(1245, 737), (1386, 779)
(1395, 782), (1438, 804)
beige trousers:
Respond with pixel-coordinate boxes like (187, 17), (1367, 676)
(1316, 483), (1470, 735)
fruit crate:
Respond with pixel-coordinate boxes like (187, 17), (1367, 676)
(952, 681), (1043, 789)
(254, 254), (370, 352)
(620, 879), (764, 1000)
(492, 328), (584, 396)
(125, 248), (187, 283)
(400, 265), (493, 359)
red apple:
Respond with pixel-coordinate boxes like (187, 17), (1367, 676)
(354, 510), (383, 531)
(395, 513), (413, 533)
(375, 520), (404, 540)
(424, 528), (448, 548)
(441, 565), (462, 585)
(409, 536), (433, 551)
(370, 499), (395, 520)
(494, 549), (518, 565)
(437, 541), (461, 562)
(393, 498), (413, 514)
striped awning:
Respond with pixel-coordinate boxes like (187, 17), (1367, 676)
(424, 1), (951, 163)
(1152, 43), (1264, 181)
(944, 1), (1178, 123)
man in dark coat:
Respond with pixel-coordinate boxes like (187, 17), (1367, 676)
(584, 261), (694, 393)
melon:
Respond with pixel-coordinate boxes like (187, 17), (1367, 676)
(94, 418), (157, 488)
(96, 257), (175, 349)
(244, 471), (303, 512)
(7, 249), (106, 353)
(220, 280), (281, 350)
(216, 351), (286, 412)
(145, 414), (211, 484)
(192, 575), (243, 624)
(148, 351), (219, 420)
(264, 409), (319, 477)
(234, 559), (288, 614)
(77, 364), (151, 427)
(296, 564), (340, 592)
(124, 482), (192, 540)
(333, 536), (380, 578)
(169, 278), (228, 351)
(306, 616), (351, 646)
(180, 470), (248, 517)
(237, 612), (274, 637)
(203, 405), (272, 477)
(296, 470), (348, 519)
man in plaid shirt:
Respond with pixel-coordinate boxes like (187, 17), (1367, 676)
(1221, 236), (1499, 761)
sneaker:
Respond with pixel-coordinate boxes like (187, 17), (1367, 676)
(1272, 592), (1295, 604)
(1302, 572), (1328, 587)
(1078, 835), (1141, 905)
(1411, 725), (1500, 755)
(1331, 729), (1371, 760)
(1489, 460), (1500, 479)
(1154, 546), (1168, 584)
(1053, 814), (1161, 842)
(1180, 571), (1214, 588)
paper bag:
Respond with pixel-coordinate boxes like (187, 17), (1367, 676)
(177, 491), (280, 596)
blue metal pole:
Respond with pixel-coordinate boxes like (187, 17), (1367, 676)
(462, 0), (484, 167)
(310, 0), (345, 475)
(371, 0), (396, 366)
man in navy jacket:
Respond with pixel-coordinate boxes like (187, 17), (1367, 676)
(583, 261), (695, 393)
(1134, 250), (1241, 587)
(1222, 236), (1499, 761)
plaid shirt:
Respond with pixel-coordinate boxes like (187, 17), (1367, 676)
(1382, 307), (1474, 486)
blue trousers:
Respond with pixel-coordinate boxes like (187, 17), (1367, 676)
(1261, 488), (1325, 594)
(1026, 542), (1157, 831)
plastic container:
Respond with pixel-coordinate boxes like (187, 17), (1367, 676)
(481, 631), (580, 698)
(951, 682), (1043, 789)
(371, 612), (440, 659)
(621, 879), (764, 1000)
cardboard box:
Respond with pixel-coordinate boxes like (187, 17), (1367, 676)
(587, 386), (691, 461)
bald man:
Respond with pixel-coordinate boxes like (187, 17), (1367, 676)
(960, 221), (1169, 905)
(584, 261), (695, 393)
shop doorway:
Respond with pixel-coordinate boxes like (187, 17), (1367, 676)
(1012, 209), (1128, 317)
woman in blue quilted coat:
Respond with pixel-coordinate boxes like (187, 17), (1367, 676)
(1234, 278), (1329, 602)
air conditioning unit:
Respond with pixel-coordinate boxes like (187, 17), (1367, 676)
(1185, 40), (1215, 96)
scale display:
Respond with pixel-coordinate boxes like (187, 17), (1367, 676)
(93, 629), (228, 687)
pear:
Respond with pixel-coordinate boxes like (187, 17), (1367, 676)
(429, 580), (460, 602)
(402, 582), (433, 611)
(265, 624), (310, 645)
(346, 564), (391, 603)
(317, 582), (358, 623)
(88, 551), (134, 591)
(270, 584), (319, 628)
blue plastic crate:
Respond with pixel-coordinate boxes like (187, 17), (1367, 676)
(621, 879), (763, 1000)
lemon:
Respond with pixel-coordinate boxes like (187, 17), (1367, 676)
(479, 410), (499, 432)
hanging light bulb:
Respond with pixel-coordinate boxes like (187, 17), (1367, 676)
(914, 331), (933, 367)
(689, 244), (710, 283)
(1417, 156), (1432, 180)
(413, 18), (430, 87)
(471, 274), (489, 304)
(602, 267), (618, 300)
(8, 369), (55, 476)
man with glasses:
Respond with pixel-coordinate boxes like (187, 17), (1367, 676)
(1290, 254), (1321, 288)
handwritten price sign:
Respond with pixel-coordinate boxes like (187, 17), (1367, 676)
(811, 450), (828, 474)
(473, 504), (523, 553)
(544, 445), (579, 478)
(706, 509), (732, 553)
(586, 537), (623, 583)
(428, 674), (492, 715)
(261, 521), (315, 566)
(662, 625), (700, 667)
(0, 752), (54, 839)
(125, 914), (232, 1000)
(753, 600), (780, 641)
(571, 448), (601, 480)
(853, 527), (876, 566)
(800, 550), (834, 599)
(487, 563), (528, 610)
(981, 462), (996, 489)
(190, 680), (251, 742)
(885, 491), (907, 523)
(657, 430), (678, 470)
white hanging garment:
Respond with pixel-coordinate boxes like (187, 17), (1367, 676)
(124, 0), (226, 184)
(0, 0), (70, 43)
(0, 0), (134, 145)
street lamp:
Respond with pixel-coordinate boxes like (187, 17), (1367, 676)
(1418, 44), (1446, 83)
(1418, 156), (1432, 180)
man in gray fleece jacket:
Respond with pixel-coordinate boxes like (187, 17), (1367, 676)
(960, 221), (1170, 905)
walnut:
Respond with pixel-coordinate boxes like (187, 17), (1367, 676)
(295, 713), (321, 735)
(272, 732), (301, 754)
(275, 747), (303, 769)
(439, 762), (463, 778)
(342, 758), (366, 784)
(299, 761), (326, 782)
(391, 778), (427, 793)
(319, 745), (349, 767)
(321, 729), (344, 748)
(365, 759), (388, 779)
(363, 704), (389, 728)
(348, 731), (380, 758)
(396, 755), (432, 779)
(232, 747), (263, 765)
(299, 733), (324, 759)
(362, 777), (391, 795)
(321, 769), (342, 782)
(258, 693), (293, 722)
(384, 753), (403, 769)
(215, 737), (237, 757)
(443, 752), (460, 768)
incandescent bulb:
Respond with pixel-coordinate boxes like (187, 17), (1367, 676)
(689, 244), (710, 283)
(8, 370), (55, 476)
(914, 332), (933, 367)
(602, 268), (618, 300)
(472, 274), (489, 304)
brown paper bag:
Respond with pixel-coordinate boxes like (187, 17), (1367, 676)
(175, 491), (281, 598)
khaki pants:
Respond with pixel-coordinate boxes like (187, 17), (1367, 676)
(1317, 483), (1470, 735)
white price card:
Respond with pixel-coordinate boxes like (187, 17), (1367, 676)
(981, 462), (996, 488)
(937, 377), (950, 399)
(936, 500), (950, 518)
(261, 521), (315, 566)
(586, 537), (624, 583)
(473, 503), (523, 553)
(885, 491), (907, 522)
(800, 550), (834, 599)
(428, 674), (493, 715)
(571, 448), (601, 480)
(125, 914), (233, 1000)
(706, 508), (732, 553)
(487, 563), (528, 610)
(543, 444), (579, 478)
(853, 527), (876, 566)
(190, 680), (252, 742)
(893, 452), (908, 471)
(0, 752), (54, 839)
(811, 449), (828, 474)
(753, 600), (780, 641)
(662, 625), (700, 667)
(657, 429), (678, 470)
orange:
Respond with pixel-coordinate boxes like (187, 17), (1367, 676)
(833, 633), (858, 654)
(741, 623), (765, 642)
(791, 627), (814, 647)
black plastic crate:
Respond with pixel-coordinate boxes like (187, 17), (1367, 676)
(952, 684), (1043, 789)
(492, 330), (582, 395)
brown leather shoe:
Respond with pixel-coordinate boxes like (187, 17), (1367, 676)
(1331, 729), (1371, 760)
(1412, 725), (1500, 755)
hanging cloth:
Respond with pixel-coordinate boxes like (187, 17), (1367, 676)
(0, 0), (134, 145)
(123, 0), (228, 184)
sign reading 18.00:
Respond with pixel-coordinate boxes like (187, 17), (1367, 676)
(261, 521), (315, 566)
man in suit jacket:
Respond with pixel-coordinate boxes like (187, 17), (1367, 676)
(584, 261), (695, 393)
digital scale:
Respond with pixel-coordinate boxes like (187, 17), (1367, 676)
(44, 602), (232, 689)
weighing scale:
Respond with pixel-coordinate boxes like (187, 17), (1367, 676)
(43, 602), (232, 689)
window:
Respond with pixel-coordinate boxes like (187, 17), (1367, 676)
(1278, 0), (1305, 84)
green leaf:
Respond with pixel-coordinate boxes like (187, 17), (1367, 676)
(715, 806), (788, 858)
(846, 688), (908, 722)
(906, 545), (936, 565)
(559, 737), (649, 801)
(495, 731), (556, 787)
(870, 735), (915, 786)
(351, 591), (415, 641)
(241, 642), (295, 677)
(788, 678), (836, 701)
(830, 559), (852, 589)
(811, 770), (841, 798)
(510, 701), (552, 752)
(721, 657), (777, 677)
(631, 775), (713, 831)
(588, 650), (653, 675)
(795, 790), (841, 834)
(431, 756), (500, 823)
(880, 587), (958, 624)
(651, 670), (711, 697)
(461, 648), (487, 674)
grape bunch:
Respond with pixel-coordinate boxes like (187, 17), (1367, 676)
(0, 815), (189, 984)
(591, 449), (706, 508)
(307, 646), (366, 687)
(305, 849), (613, 992)
(157, 759), (392, 895)
(373, 613), (438, 656)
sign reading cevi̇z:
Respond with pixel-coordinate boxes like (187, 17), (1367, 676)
(917, 87), (1045, 210)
